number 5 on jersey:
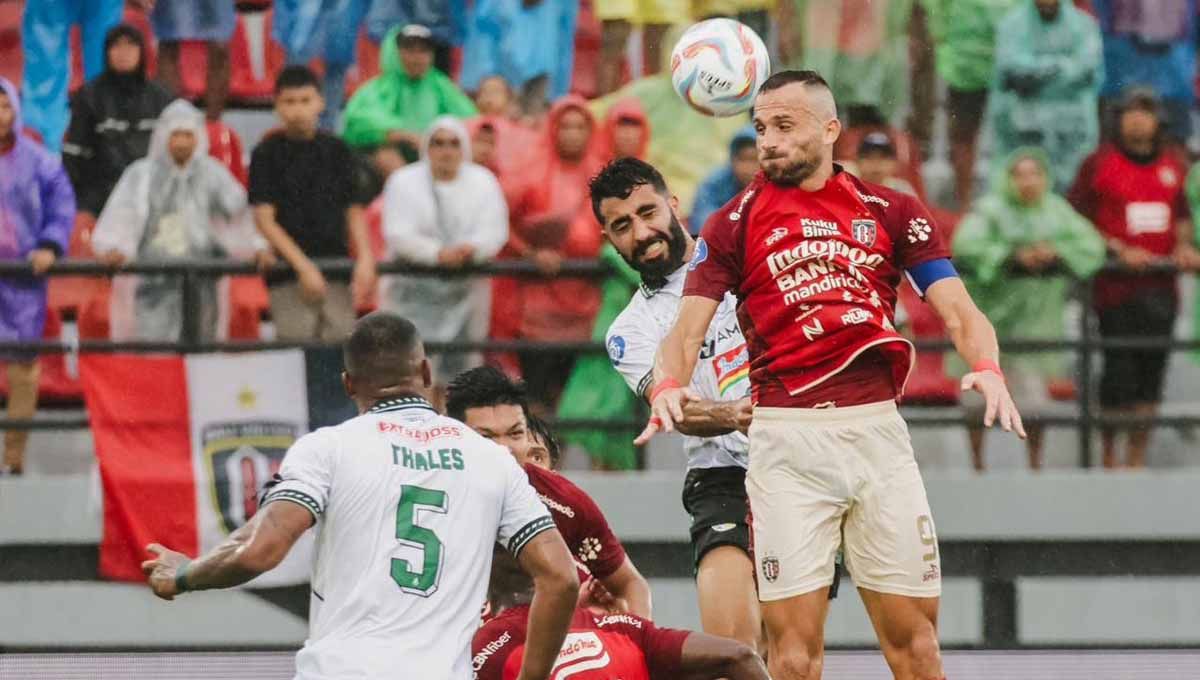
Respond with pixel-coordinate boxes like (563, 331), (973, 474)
(392, 485), (448, 596)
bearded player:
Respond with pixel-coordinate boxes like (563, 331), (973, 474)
(640, 70), (1026, 680)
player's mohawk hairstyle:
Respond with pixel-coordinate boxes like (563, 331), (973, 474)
(589, 157), (670, 224)
(445, 365), (530, 422)
(758, 69), (831, 94)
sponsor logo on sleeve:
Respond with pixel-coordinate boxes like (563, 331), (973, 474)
(606, 335), (625, 366)
(472, 631), (512, 671)
(576, 536), (603, 562)
(688, 238), (709, 271)
(857, 190), (890, 207)
(906, 217), (932, 244)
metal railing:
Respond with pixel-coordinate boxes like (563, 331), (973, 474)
(1, 257), (1198, 468)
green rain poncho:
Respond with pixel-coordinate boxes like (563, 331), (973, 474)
(952, 148), (1105, 378)
(1185, 163), (1200, 363)
(988, 0), (1103, 192)
(781, 0), (915, 121)
(342, 25), (477, 150)
(589, 28), (745, 217)
(922, 0), (1022, 91)
(557, 244), (643, 470)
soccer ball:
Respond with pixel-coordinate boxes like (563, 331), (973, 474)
(670, 18), (771, 118)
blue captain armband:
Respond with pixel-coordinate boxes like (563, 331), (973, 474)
(904, 258), (958, 298)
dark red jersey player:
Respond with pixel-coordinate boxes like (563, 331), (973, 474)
(639, 70), (1025, 680)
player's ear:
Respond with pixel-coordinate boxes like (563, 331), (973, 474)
(341, 371), (355, 399)
(825, 117), (842, 146)
(668, 194), (680, 215)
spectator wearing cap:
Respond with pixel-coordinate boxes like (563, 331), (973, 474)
(690, 125), (757, 233)
(343, 24), (477, 151)
(151, 0), (237, 121)
(0, 78), (74, 476)
(366, 0), (462, 76)
(380, 116), (508, 389)
(852, 132), (918, 197)
(954, 147), (1105, 471)
(1068, 87), (1200, 468)
(18, 0), (128, 151)
(274, 0), (376, 131)
(989, 0), (1103, 193)
(922, 0), (1023, 207)
(460, 0), (580, 117)
(62, 24), (174, 222)
(1094, 0), (1198, 144)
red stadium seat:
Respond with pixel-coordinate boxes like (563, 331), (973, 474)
(206, 119), (247, 185)
(0, 0), (23, 86)
(228, 8), (286, 103)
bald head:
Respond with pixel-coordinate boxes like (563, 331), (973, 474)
(753, 70), (841, 187)
(342, 312), (432, 409)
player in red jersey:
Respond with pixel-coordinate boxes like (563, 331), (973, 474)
(473, 547), (769, 680)
(447, 365), (653, 618)
(639, 70), (1025, 680)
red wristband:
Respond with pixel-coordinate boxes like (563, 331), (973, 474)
(972, 359), (1004, 381)
(649, 377), (682, 403)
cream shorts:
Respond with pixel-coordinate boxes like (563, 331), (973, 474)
(747, 401), (942, 601)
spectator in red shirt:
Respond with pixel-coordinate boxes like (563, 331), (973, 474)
(474, 546), (769, 680)
(445, 365), (653, 618)
(1068, 86), (1200, 469)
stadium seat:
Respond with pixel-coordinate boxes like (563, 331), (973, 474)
(228, 8), (287, 104)
(0, 0), (22, 86)
(206, 119), (247, 185)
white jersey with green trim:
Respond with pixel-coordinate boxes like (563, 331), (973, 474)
(263, 395), (553, 680)
(607, 264), (750, 471)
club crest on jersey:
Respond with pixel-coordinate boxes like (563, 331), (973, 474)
(851, 219), (877, 246)
(761, 555), (781, 582)
(689, 238), (709, 271)
(202, 421), (299, 534)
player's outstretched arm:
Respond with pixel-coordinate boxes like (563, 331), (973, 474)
(141, 500), (313, 601)
(677, 631), (769, 680)
(515, 528), (581, 680)
(925, 277), (1027, 439)
(676, 397), (754, 437)
(637, 295), (721, 444)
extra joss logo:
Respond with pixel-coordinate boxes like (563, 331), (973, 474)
(203, 421), (298, 534)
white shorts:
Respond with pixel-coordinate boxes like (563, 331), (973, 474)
(747, 401), (942, 601)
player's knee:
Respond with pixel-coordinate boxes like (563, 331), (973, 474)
(906, 624), (942, 679)
(768, 647), (819, 680)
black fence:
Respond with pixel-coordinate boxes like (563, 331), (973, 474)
(2, 257), (1199, 468)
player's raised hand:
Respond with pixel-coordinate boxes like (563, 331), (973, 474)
(961, 371), (1027, 439)
(141, 543), (190, 601)
(635, 384), (700, 445)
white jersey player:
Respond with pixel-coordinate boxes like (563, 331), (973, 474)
(142, 313), (580, 680)
(589, 158), (761, 651)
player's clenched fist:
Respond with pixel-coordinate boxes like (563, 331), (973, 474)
(141, 543), (190, 601)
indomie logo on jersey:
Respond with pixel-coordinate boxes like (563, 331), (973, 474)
(554, 632), (611, 676)
(203, 421), (298, 534)
(712, 344), (749, 396)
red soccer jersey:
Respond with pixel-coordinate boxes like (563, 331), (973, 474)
(524, 464), (627, 580)
(1067, 143), (1189, 309)
(472, 606), (690, 680)
(684, 167), (951, 407)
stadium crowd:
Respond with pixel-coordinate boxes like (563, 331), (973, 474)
(2, 0), (1200, 475)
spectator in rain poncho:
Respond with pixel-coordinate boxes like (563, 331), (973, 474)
(989, 0), (1103, 193)
(591, 97), (650, 163)
(366, 0), (465, 76)
(589, 25), (746, 217)
(460, 0), (580, 114)
(0, 78), (74, 476)
(342, 24), (477, 151)
(690, 125), (757, 233)
(380, 116), (508, 384)
(952, 148), (1105, 471)
(93, 100), (266, 343)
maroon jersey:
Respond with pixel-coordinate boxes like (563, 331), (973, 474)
(472, 606), (690, 680)
(684, 168), (951, 407)
(524, 464), (627, 580)
(1068, 143), (1189, 309)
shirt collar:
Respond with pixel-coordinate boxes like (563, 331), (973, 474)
(368, 395), (437, 415)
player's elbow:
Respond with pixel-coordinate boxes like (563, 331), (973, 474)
(717, 640), (767, 679)
(233, 538), (288, 575)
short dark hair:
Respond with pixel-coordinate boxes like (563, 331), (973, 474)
(445, 365), (529, 422)
(589, 157), (670, 224)
(275, 64), (320, 95)
(343, 312), (422, 380)
(758, 69), (831, 95)
(526, 414), (562, 470)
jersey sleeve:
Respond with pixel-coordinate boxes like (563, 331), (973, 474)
(597, 614), (691, 677)
(683, 194), (746, 301)
(261, 429), (336, 521)
(497, 451), (556, 557)
(525, 465), (629, 580)
(471, 616), (524, 680)
(606, 310), (658, 402)
(893, 193), (953, 272)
